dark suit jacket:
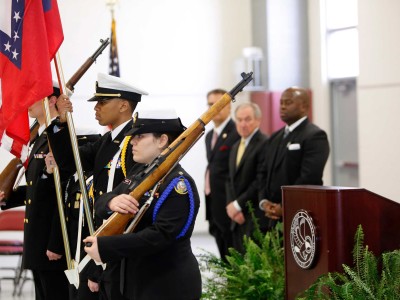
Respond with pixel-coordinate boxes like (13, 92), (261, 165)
(259, 118), (330, 205)
(3, 131), (67, 271)
(226, 130), (269, 231)
(205, 119), (240, 232)
(97, 164), (202, 300)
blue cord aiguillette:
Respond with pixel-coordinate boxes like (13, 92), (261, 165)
(152, 176), (195, 239)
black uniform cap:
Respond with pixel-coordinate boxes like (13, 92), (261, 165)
(125, 110), (186, 136)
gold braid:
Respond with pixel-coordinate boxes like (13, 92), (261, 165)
(121, 136), (131, 177)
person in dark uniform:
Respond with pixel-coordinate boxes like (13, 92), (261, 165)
(204, 89), (240, 260)
(0, 84), (70, 300)
(47, 73), (148, 300)
(84, 110), (202, 300)
(46, 132), (101, 300)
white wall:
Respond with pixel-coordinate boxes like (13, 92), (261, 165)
(308, 0), (332, 185)
(357, 0), (400, 201)
(0, 0), (252, 233)
(308, 0), (400, 202)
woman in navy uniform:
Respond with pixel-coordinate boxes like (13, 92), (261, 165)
(84, 110), (202, 300)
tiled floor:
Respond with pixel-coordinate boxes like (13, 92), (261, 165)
(0, 232), (219, 299)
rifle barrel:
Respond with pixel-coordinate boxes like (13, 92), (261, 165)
(66, 38), (110, 91)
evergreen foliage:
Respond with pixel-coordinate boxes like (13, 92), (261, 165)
(199, 205), (285, 300)
(298, 225), (400, 299)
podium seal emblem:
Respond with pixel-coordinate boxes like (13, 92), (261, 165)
(290, 210), (316, 269)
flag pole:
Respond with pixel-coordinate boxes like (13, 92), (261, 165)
(53, 53), (95, 237)
(54, 54), (96, 287)
(42, 97), (73, 271)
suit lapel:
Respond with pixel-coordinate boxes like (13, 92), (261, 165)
(94, 132), (114, 177)
(94, 121), (133, 178)
(210, 119), (234, 161)
(205, 131), (212, 161)
(272, 119), (309, 170)
(234, 130), (262, 173)
(230, 140), (239, 177)
(273, 130), (289, 169)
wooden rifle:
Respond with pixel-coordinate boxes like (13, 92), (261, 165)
(0, 121), (39, 199)
(92, 72), (254, 239)
(0, 39), (110, 200)
(66, 38), (110, 92)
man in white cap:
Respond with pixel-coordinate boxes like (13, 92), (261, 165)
(48, 73), (148, 300)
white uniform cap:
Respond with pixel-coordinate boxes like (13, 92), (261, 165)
(88, 73), (148, 102)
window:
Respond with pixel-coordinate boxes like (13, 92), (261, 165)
(326, 0), (358, 78)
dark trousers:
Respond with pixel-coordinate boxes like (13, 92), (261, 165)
(208, 224), (233, 262)
(231, 214), (258, 255)
(32, 269), (69, 300)
(231, 223), (246, 254)
(99, 280), (128, 300)
(206, 195), (233, 261)
(68, 282), (99, 300)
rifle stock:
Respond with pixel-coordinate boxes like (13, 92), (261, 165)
(0, 121), (40, 200)
(93, 72), (253, 238)
(0, 158), (23, 199)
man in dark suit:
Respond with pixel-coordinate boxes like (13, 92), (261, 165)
(204, 88), (240, 260)
(258, 86), (330, 227)
(226, 102), (269, 253)
(48, 73), (147, 300)
(0, 84), (70, 300)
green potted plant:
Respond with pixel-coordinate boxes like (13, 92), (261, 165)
(199, 205), (285, 299)
(298, 225), (400, 299)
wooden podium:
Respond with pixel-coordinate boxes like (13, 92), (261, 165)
(282, 185), (400, 300)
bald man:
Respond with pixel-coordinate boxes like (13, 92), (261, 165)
(258, 87), (330, 228)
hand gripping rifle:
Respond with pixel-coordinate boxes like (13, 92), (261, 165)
(92, 72), (253, 240)
(0, 38), (110, 201)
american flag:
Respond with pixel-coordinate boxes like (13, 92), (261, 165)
(109, 13), (120, 77)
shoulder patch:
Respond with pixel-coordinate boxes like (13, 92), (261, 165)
(174, 179), (188, 195)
